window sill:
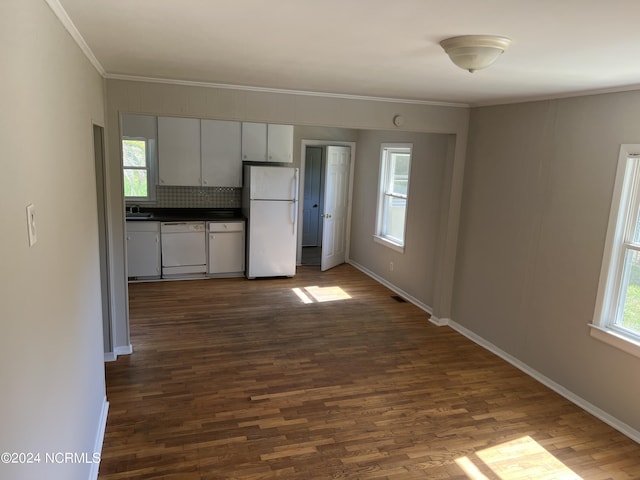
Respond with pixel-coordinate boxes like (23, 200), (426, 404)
(373, 235), (405, 253)
(589, 324), (640, 359)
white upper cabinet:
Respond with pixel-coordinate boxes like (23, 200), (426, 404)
(241, 122), (267, 162)
(242, 122), (293, 163)
(201, 120), (242, 187)
(122, 114), (157, 139)
(267, 124), (294, 163)
(158, 116), (201, 186)
(156, 117), (293, 188)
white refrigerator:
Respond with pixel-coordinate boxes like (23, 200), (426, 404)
(243, 165), (299, 278)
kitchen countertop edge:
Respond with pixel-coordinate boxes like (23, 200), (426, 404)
(125, 208), (245, 223)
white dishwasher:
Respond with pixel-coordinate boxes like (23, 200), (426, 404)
(207, 221), (245, 277)
(161, 222), (206, 277)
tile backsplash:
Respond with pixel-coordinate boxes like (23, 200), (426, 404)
(154, 185), (241, 208)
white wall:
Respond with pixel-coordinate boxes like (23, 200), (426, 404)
(454, 91), (640, 432)
(0, 1), (107, 479)
(105, 79), (470, 351)
(349, 130), (453, 310)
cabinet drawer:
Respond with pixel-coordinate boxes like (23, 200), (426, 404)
(208, 221), (244, 233)
(126, 221), (160, 233)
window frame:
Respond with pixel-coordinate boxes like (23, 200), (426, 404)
(591, 144), (640, 358)
(373, 143), (412, 253)
(122, 136), (155, 202)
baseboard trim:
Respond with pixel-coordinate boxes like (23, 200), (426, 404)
(104, 344), (133, 363)
(343, 261), (640, 444)
(115, 344), (133, 356)
(88, 396), (109, 480)
(347, 260), (434, 318)
(446, 319), (640, 445)
(429, 316), (450, 327)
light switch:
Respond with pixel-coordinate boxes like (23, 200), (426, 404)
(26, 203), (37, 246)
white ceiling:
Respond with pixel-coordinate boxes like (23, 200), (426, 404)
(55, 0), (640, 106)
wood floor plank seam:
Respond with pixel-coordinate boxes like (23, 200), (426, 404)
(99, 265), (640, 479)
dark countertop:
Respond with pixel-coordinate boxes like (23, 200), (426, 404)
(125, 207), (245, 222)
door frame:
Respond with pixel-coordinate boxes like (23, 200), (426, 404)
(297, 140), (357, 266)
(93, 122), (114, 358)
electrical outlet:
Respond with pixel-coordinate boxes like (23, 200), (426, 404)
(389, 261), (394, 272)
(26, 203), (37, 246)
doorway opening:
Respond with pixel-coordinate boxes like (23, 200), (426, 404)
(301, 146), (324, 265)
(298, 141), (355, 271)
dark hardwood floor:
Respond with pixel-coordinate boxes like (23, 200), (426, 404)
(99, 264), (640, 479)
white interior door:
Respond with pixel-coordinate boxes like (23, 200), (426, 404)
(321, 146), (351, 271)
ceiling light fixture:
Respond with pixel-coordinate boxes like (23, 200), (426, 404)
(440, 35), (512, 73)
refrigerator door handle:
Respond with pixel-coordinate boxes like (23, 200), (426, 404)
(291, 169), (299, 233)
(291, 201), (297, 233)
(292, 169), (299, 201)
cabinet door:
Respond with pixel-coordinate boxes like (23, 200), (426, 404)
(122, 114), (157, 139)
(201, 119), (242, 187)
(126, 224), (161, 278)
(241, 122), (267, 162)
(158, 117), (201, 186)
(267, 124), (294, 163)
(208, 231), (245, 274)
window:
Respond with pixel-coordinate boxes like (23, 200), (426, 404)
(592, 144), (640, 357)
(122, 138), (152, 200)
(374, 144), (412, 252)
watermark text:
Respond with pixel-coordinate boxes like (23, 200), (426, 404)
(1, 452), (101, 464)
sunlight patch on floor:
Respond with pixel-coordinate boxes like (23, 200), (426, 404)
(292, 286), (352, 303)
(456, 436), (582, 480)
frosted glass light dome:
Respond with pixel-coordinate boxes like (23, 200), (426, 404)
(440, 35), (512, 73)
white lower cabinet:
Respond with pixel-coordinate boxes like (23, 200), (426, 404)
(208, 221), (245, 276)
(126, 221), (161, 278)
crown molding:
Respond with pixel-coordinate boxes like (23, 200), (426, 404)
(473, 83), (640, 107)
(104, 73), (470, 108)
(44, 0), (465, 108)
(39, 0), (640, 111)
(43, 0), (106, 76)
